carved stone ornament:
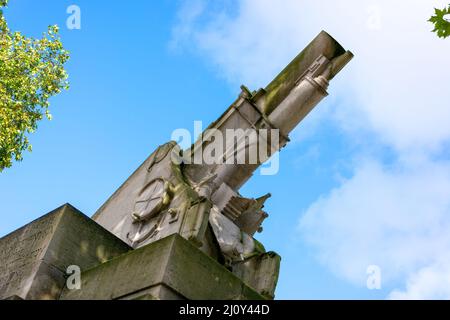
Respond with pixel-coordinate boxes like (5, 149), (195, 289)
(127, 177), (174, 246)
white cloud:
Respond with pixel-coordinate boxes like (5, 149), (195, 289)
(169, 0), (206, 51)
(389, 260), (450, 300)
(172, 0), (450, 299)
(299, 157), (450, 295)
(172, 0), (450, 152)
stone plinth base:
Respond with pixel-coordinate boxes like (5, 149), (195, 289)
(1, 205), (266, 300)
(0, 204), (131, 300)
(61, 234), (264, 300)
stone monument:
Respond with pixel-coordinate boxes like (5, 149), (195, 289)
(0, 31), (352, 300)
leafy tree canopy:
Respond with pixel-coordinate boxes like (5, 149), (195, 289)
(429, 4), (450, 38)
(0, 0), (69, 171)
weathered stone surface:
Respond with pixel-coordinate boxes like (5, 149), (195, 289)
(232, 252), (281, 300)
(0, 204), (131, 300)
(1, 31), (353, 300)
(92, 142), (211, 252)
(61, 234), (264, 300)
(86, 31), (352, 300)
(263, 30), (352, 115)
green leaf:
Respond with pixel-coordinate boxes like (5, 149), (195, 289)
(0, 1), (70, 171)
(429, 5), (450, 39)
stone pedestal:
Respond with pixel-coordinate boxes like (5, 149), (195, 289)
(61, 234), (264, 300)
(0, 204), (130, 300)
(1, 205), (266, 300)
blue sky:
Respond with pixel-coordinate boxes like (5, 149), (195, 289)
(1, 0), (450, 299)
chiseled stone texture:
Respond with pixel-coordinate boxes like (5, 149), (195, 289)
(61, 234), (265, 300)
(0, 204), (131, 300)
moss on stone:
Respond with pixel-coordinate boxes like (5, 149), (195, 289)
(263, 31), (346, 115)
(61, 234), (265, 300)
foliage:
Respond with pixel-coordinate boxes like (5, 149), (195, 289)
(429, 5), (450, 39)
(0, 0), (69, 171)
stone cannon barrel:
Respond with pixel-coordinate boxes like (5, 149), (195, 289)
(184, 30), (353, 195)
